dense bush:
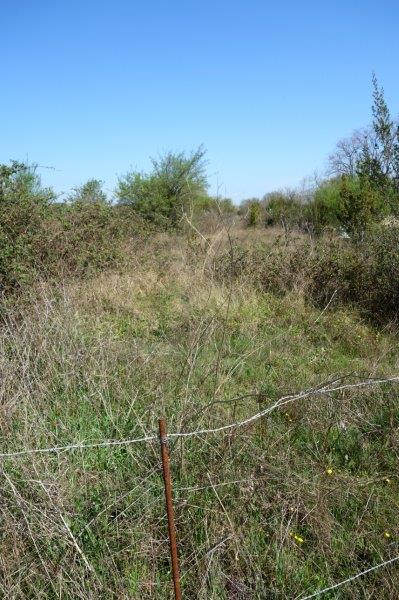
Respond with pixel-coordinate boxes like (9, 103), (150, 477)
(0, 164), (146, 293)
(215, 225), (399, 322)
(0, 162), (55, 291)
(310, 176), (387, 236)
(263, 191), (306, 231)
(312, 224), (399, 320)
(116, 147), (208, 227)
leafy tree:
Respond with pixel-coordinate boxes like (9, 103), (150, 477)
(69, 179), (108, 205)
(310, 176), (386, 237)
(336, 175), (385, 237)
(116, 146), (208, 226)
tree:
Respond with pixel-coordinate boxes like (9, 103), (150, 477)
(328, 128), (376, 177)
(68, 179), (108, 205)
(328, 74), (399, 219)
(371, 72), (395, 176)
(336, 175), (385, 237)
(355, 74), (399, 189)
(116, 146), (208, 226)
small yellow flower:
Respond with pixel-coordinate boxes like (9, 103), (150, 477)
(384, 531), (391, 538)
(326, 468), (334, 476)
(290, 532), (304, 544)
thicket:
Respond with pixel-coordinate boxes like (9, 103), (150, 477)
(0, 163), (146, 293)
(215, 224), (399, 323)
(0, 147), (240, 295)
(242, 75), (399, 237)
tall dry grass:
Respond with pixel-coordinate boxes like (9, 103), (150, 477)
(0, 225), (399, 598)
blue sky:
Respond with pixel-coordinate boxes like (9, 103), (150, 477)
(1, 1), (398, 201)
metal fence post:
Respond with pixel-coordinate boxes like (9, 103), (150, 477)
(159, 418), (182, 600)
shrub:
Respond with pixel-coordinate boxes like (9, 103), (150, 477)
(263, 191), (305, 231)
(116, 147), (208, 227)
(214, 225), (399, 323)
(0, 162), (147, 294)
(68, 179), (109, 205)
(40, 202), (137, 278)
(247, 200), (262, 227)
(309, 176), (387, 236)
(0, 163), (55, 291)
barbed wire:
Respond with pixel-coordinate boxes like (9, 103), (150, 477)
(298, 554), (399, 599)
(0, 376), (398, 460)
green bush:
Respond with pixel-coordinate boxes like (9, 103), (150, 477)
(116, 147), (208, 227)
(68, 179), (109, 205)
(310, 225), (399, 320)
(263, 191), (305, 231)
(247, 200), (262, 227)
(309, 176), (387, 236)
(0, 163), (146, 293)
(214, 225), (399, 323)
(0, 163), (55, 291)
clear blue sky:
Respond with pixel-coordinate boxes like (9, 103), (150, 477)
(1, 1), (398, 201)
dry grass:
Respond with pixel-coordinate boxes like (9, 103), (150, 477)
(0, 225), (398, 599)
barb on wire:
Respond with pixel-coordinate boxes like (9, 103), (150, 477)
(298, 554), (399, 599)
(0, 376), (398, 460)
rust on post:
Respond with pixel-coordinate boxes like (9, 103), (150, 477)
(159, 418), (182, 600)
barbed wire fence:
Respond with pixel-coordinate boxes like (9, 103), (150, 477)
(1, 375), (399, 598)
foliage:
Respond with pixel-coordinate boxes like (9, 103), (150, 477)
(247, 199), (262, 226)
(1, 228), (398, 598)
(0, 162), (56, 291)
(68, 178), (109, 205)
(329, 75), (399, 214)
(263, 190), (305, 230)
(216, 224), (399, 323)
(309, 175), (386, 236)
(116, 146), (208, 226)
(0, 162), (146, 293)
(195, 195), (236, 215)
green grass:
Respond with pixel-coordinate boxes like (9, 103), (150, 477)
(1, 230), (398, 598)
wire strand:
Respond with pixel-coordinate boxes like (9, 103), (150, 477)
(298, 554), (399, 599)
(1, 376), (398, 459)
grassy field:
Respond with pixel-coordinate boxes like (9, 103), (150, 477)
(1, 226), (398, 599)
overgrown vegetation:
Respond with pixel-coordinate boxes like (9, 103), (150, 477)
(1, 230), (398, 599)
(1, 74), (399, 599)
(116, 146), (209, 227)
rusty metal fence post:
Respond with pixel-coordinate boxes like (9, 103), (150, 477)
(159, 418), (182, 600)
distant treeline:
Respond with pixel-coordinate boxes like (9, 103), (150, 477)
(1, 74), (398, 295)
(241, 74), (399, 235)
